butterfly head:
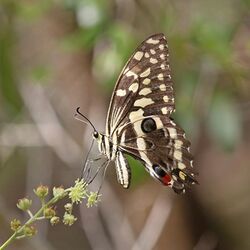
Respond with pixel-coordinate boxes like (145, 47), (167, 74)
(93, 131), (108, 156)
(93, 131), (99, 140)
(92, 131), (103, 144)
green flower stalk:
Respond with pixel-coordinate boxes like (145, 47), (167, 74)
(0, 179), (101, 250)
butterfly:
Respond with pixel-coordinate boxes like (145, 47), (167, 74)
(77, 33), (197, 194)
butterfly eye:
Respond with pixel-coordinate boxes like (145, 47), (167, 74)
(93, 131), (99, 139)
(141, 118), (156, 133)
(153, 165), (166, 177)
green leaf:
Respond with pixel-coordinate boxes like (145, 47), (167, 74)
(126, 155), (148, 187)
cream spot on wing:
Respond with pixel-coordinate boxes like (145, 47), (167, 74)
(160, 64), (165, 69)
(150, 58), (158, 64)
(159, 44), (164, 50)
(159, 84), (166, 91)
(139, 88), (152, 96)
(150, 49), (156, 54)
(129, 108), (144, 122)
(166, 64), (170, 69)
(178, 162), (186, 170)
(134, 97), (154, 107)
(134, 51), (144, 61)
(168, 74), (172, 79)
(174, 140), (183, 149)
(158, 73), (164, 80)
(170, 120), (176, 126)
(140, 68), (151, 78)
(129, 82), (139, 93)
(163, 95), (169, 102)
(116, 89), (126, 96)
(179, 171), (186, 180)
(146, 38), (160, 44)
(140, 152), (152, 166)
(136, 138), (146, 150)
(143, 78), (151, 85)
(191, 160), (194, 167)
(174, 150), (182, 161)
(172, 175), (177, 181)
(168, 128), (177, 139)
(161, 107), (168, 114)
(125, 70), (138, 78)
(154, 117), (164, 129)
(160, 54), (165, 60)
(124, 67), (130, 74)
(145, 52), (150, 58)
(133, 120), (143, 136)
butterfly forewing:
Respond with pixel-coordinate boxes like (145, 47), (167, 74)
(106, 33), (174, 136)
(105, 33), (197, 193)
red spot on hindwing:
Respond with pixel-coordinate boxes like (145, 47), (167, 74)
(162, 174), (171, 185)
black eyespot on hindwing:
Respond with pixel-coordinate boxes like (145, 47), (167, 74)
(141, 118), (157, 133)
(153, 165), (166, 177)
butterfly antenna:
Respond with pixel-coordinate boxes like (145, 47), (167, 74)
(74, 107), (97, 132)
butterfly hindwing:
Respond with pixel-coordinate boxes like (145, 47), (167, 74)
(115, 115), (196, 193)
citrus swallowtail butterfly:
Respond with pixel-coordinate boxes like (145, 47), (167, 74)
(80, 33), (197, 194)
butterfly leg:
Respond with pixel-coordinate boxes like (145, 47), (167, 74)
(82, 155), (103, 180)
(87, 158), (109, 185)
(97, 160), (110, 194)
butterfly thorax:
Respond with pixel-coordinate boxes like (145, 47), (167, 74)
(93, 132), (117, 161)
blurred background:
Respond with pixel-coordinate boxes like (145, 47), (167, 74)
(0, 0), (250, 249)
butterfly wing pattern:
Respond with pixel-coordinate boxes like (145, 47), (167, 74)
(98, 33), (197, 194)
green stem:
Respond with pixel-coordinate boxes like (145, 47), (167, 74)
(0, 190), (69, 250)
(0, 232), (17, 250)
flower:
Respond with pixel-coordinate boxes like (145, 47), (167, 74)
(64, 203), (73, 213)
(17, 198), (32, 211)
(44, 207), (56, 218)
(87, 192), (101, 208)
(23, 225), (37, 237)
(10, 219), (21, 231)
(53, 186), (66, 200)
(50, 216), (60, 226)
(68, 179), (87, 204)
(34, 185), (49, 199)
(63, 213), (77, 226)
